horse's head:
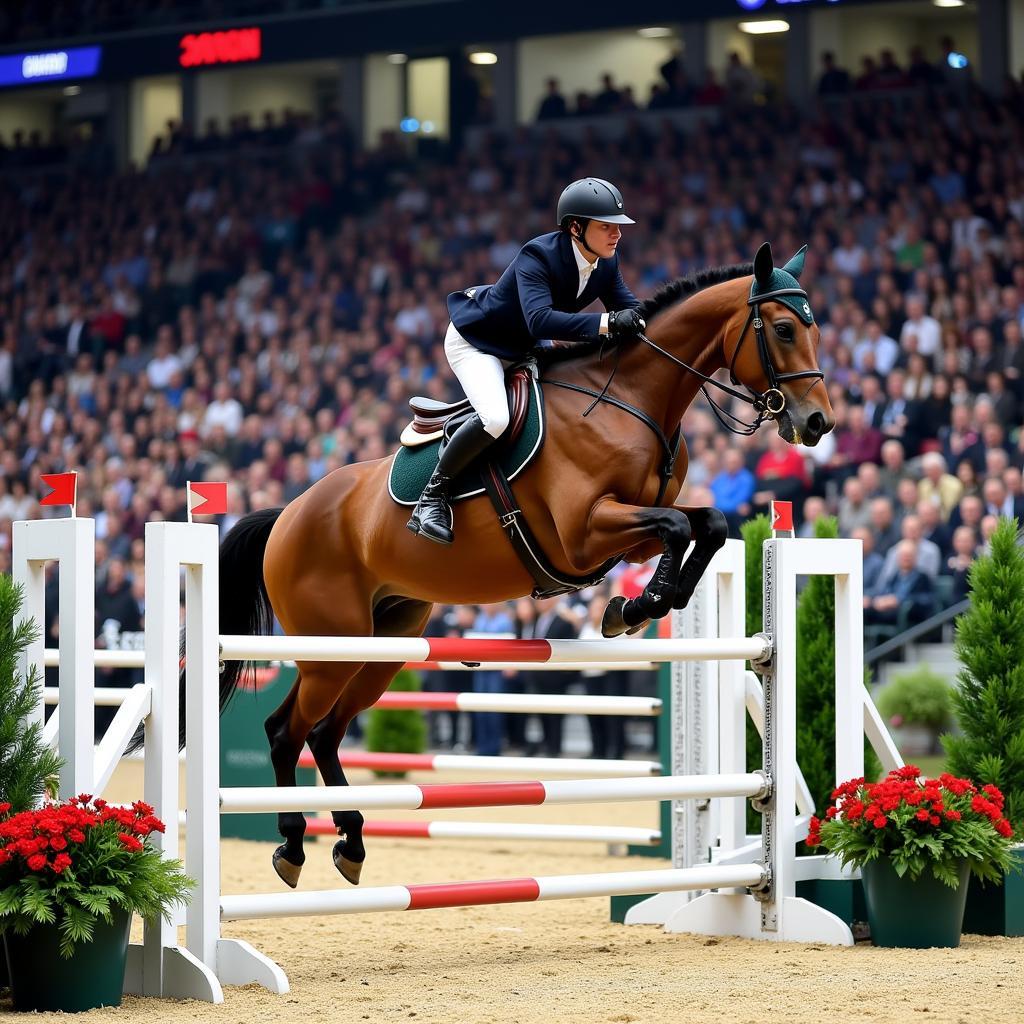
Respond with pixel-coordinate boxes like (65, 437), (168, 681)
(725, 242), (835, 447)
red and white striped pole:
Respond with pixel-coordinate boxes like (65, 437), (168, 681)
(304, 818), (662, 845)
(220, 863), (766, 921)
(219, 772), (768, 814)
(296, 750), (662, 777)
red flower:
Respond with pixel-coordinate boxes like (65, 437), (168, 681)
(996, 818), (1014, 838)
(916, 809), (930, 821)
(0, 802), (11, 815)
(945, 810), (962, 821)
(68, 829), (85, 843)
(52, 853), (72, 873)
(983, 784), (1005, 810)
(117, 833), (143, 852)
(26, 854), (47, 871)
(873, 817), (887, 829)
(929, 815), (941, 826)
(49, 836), (67, 851)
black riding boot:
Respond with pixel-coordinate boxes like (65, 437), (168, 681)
(407, 415), (496, 545)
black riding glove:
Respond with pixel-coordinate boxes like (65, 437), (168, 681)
(607, 308), (647, 341)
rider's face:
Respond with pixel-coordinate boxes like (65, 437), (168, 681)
(578, 220), (622, 260)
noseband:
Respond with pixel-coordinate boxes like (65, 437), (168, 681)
(640, 285), (825, 436)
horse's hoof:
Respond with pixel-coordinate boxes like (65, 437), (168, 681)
(333, 839), (364, 885)
(601, 596), (628, 638)
(273, 845), (303, 889)
(626, 617), (652, 637)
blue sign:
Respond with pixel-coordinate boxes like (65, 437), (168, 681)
(0, 45), (102, 88)
(737, 0), (842, 6)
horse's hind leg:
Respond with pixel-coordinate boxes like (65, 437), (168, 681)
(306, 598), (433, 885)
(264, 659), (366, 888)
(672, 506), (729, 610)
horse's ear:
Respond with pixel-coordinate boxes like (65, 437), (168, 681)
(781, 245), (808, 280)
(753, 242), (774, 287)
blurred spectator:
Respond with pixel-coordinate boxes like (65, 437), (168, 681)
(711, 449), (755, 535)
(470, 602), (515, 756)
(537, 78), (568, 120)
(817, 52), (851, 95)
(578, 589), (627, 761)
(865, 539), (937, 627)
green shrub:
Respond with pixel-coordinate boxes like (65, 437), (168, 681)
(364, 669), (427, 778)
(877, 668), (953, 731)
(943, 517), (1024, 829)
(0, 576), (62, 809)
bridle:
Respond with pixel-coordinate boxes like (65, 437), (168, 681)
(639, 285), (825, 436)
(540, 280), (827, 500)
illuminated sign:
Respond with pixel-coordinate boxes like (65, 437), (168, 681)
(0, 45), (101, 87)
(179, 27), (262, 68)
(736, 0), (842, 6)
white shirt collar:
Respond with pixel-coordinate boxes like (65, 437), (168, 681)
(571, 238), (599, 296)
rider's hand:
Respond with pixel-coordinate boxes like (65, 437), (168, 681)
(608, 308), (646, 341)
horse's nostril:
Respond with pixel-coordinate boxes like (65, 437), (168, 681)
(807, 411), (826, 437)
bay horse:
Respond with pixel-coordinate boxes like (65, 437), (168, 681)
(213, 242), (834, 888)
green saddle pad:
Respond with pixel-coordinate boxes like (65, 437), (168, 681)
(388, 377), (545, 507)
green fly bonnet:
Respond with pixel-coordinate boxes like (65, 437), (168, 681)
(749, 243), (814, 324)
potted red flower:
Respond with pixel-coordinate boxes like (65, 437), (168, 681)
(807, 766), (1017, 947)
(0, 795), (192, 1012)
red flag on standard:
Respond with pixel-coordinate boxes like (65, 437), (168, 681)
(188, 481), (228, 516)
(771, 500), (794, 534)
(40, 472), (77, 508)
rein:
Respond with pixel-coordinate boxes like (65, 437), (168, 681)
(641, 285), (824, 436)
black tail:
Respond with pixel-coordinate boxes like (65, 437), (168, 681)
(180, 507), (284, 749)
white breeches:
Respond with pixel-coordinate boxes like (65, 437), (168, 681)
(444, 322), (511, 439)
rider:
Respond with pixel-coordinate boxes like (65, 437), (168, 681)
(407, 177), (646, 545)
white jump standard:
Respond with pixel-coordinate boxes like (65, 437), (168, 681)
(16, 516), (875, 1002)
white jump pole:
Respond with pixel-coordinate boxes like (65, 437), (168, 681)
(218, 772), (769, 814)
(220, 864), (768, 922)
(217, 634), (771, 665)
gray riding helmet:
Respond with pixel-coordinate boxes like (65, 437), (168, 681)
(556, 178), (635, 226)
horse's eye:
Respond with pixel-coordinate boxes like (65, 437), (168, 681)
(775, 322), (794, 342)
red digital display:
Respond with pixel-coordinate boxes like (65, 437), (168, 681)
(179, 27), (261, 68)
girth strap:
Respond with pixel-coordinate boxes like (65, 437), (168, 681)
(480, 460), (620, 599)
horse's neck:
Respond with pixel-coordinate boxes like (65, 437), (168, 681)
(564, 287), (732, 436)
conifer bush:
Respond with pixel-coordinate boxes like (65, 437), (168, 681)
(364, 669), (427, 778)
(0, 576), (62, 810)
(943, 517), (1024, 830)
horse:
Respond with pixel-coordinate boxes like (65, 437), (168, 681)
(212, 242), (835, 888)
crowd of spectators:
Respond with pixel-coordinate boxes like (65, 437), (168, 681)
(536, 40), (974, 122)
(9, 62), (1024, 754)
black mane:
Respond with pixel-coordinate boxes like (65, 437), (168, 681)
(639, 263), (753, 324)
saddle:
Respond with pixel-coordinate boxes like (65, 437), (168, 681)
(389, 348), (635, 599)
(400, 366), (533, 449)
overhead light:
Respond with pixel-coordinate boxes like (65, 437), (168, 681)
(469, 51), (497, 65)
(399, 117), (420, 133)
(386, 53), (408, 64)
(638, 27), (672, 38)
(62, 85), (81, 96)
(738, 19), (789, 34)
(933, 0), (965, 6)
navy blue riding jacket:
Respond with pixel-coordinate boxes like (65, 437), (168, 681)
(446, 230), (639, 360)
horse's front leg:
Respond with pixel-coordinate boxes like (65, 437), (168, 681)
(569, 499), (691, 639)
(673, 505), (729, 610)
